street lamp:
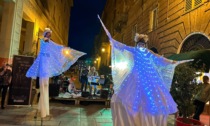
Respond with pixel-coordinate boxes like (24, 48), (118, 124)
(101, 48), (105, 52)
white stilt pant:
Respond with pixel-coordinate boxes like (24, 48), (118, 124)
(38, 77), (50, 118)
(111, 94), (168, 126)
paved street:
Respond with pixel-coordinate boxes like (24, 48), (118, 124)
(0, 100), (209, 126)
(0, 100), (179, 126)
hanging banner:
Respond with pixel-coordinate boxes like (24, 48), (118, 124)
(8, 55), (34, 105)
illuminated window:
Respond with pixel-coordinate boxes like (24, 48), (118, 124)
(149, 7), (158, 32)
(149, 7), (158, 31)
(153, 8), (158, 30)
(185, 0), (203, 11)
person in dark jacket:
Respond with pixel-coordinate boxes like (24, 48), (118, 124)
(193, 76), (210, 120)
(80, 66), (89, 92)
(0, 64), (12, 109)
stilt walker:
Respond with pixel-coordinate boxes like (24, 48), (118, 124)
(98, 16), (193, 126)
(26, 28), (86, 119)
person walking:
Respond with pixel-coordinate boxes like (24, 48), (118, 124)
(0, 64), (12, 109)
(193, 76), (210, 120)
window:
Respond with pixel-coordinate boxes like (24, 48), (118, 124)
(186, 0), (192, 11)
(149, 7), (158, 32)
(194, 0), (202, 6)
(185, 0), (203, 11)
(132, 24), (137, 40)
(153, 8), (158, 30)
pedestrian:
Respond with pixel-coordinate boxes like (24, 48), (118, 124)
(193, 75), (210, 120)
(88, 66), (99, 96)
(0, 63), (12, 109)
(26, 28), (85, 118)
(68, 75), (77, 93)
(80, 66), (89, 92)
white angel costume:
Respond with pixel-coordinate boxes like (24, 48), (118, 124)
(98, 16), (192, 126)
(26, 28), (85, 118)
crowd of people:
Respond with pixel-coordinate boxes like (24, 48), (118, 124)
(55, 65), (113, 99)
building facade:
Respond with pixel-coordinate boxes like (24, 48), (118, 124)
(96, 0), (210, 66)
(0, 0), (73, 64)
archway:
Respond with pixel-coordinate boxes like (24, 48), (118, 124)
(178, 33), (210, 72)
(180, 33), (210, 53)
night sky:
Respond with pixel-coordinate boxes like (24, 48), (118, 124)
(68, 0), (107, 59)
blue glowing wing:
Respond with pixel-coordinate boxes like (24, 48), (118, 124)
(26, 40), (86, 78)
(98, 16), (134, 93)
(150, 52), (193, 91)
(110, 39), (134, 93)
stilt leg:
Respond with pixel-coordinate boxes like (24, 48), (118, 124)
(34, 109), (38, 119)
(41, 117), (43, 126)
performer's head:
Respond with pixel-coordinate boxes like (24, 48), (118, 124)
(43, 28), (52, 38)
(134, 33), (148, 48)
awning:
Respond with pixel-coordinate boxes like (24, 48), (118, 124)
(168, 49), (210, 72)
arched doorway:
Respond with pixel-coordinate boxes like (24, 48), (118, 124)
(178, 33), (210, 72)
(180, 33), (210, 53)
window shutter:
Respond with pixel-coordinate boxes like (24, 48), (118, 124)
(194, 0), (202, 7)
(185, 0), (192, 11)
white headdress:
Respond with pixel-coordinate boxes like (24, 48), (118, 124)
(43, 28), (52, 36)
(134, 33), (148, 43)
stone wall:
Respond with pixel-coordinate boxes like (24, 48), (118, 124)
(99, 0), (210, 56)
(0, 0), (73, 64)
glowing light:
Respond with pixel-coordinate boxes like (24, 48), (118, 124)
(65, 50), (70, 55)
(62, 48), (71, 56)
(96, 58), (99, 61)
(115, 62), (127, 70)
(101, 48), (105, 52)
(94, 61), (97, 64)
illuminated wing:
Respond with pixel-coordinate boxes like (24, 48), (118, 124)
(150, 51), (193, 91)
(49, 42), (86, 75)
(98, 16), (134, 93)
(60, 47), (86, 72)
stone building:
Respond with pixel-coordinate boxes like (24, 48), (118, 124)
(96, 0), (210, 66)
(0, 0), (73, 64)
